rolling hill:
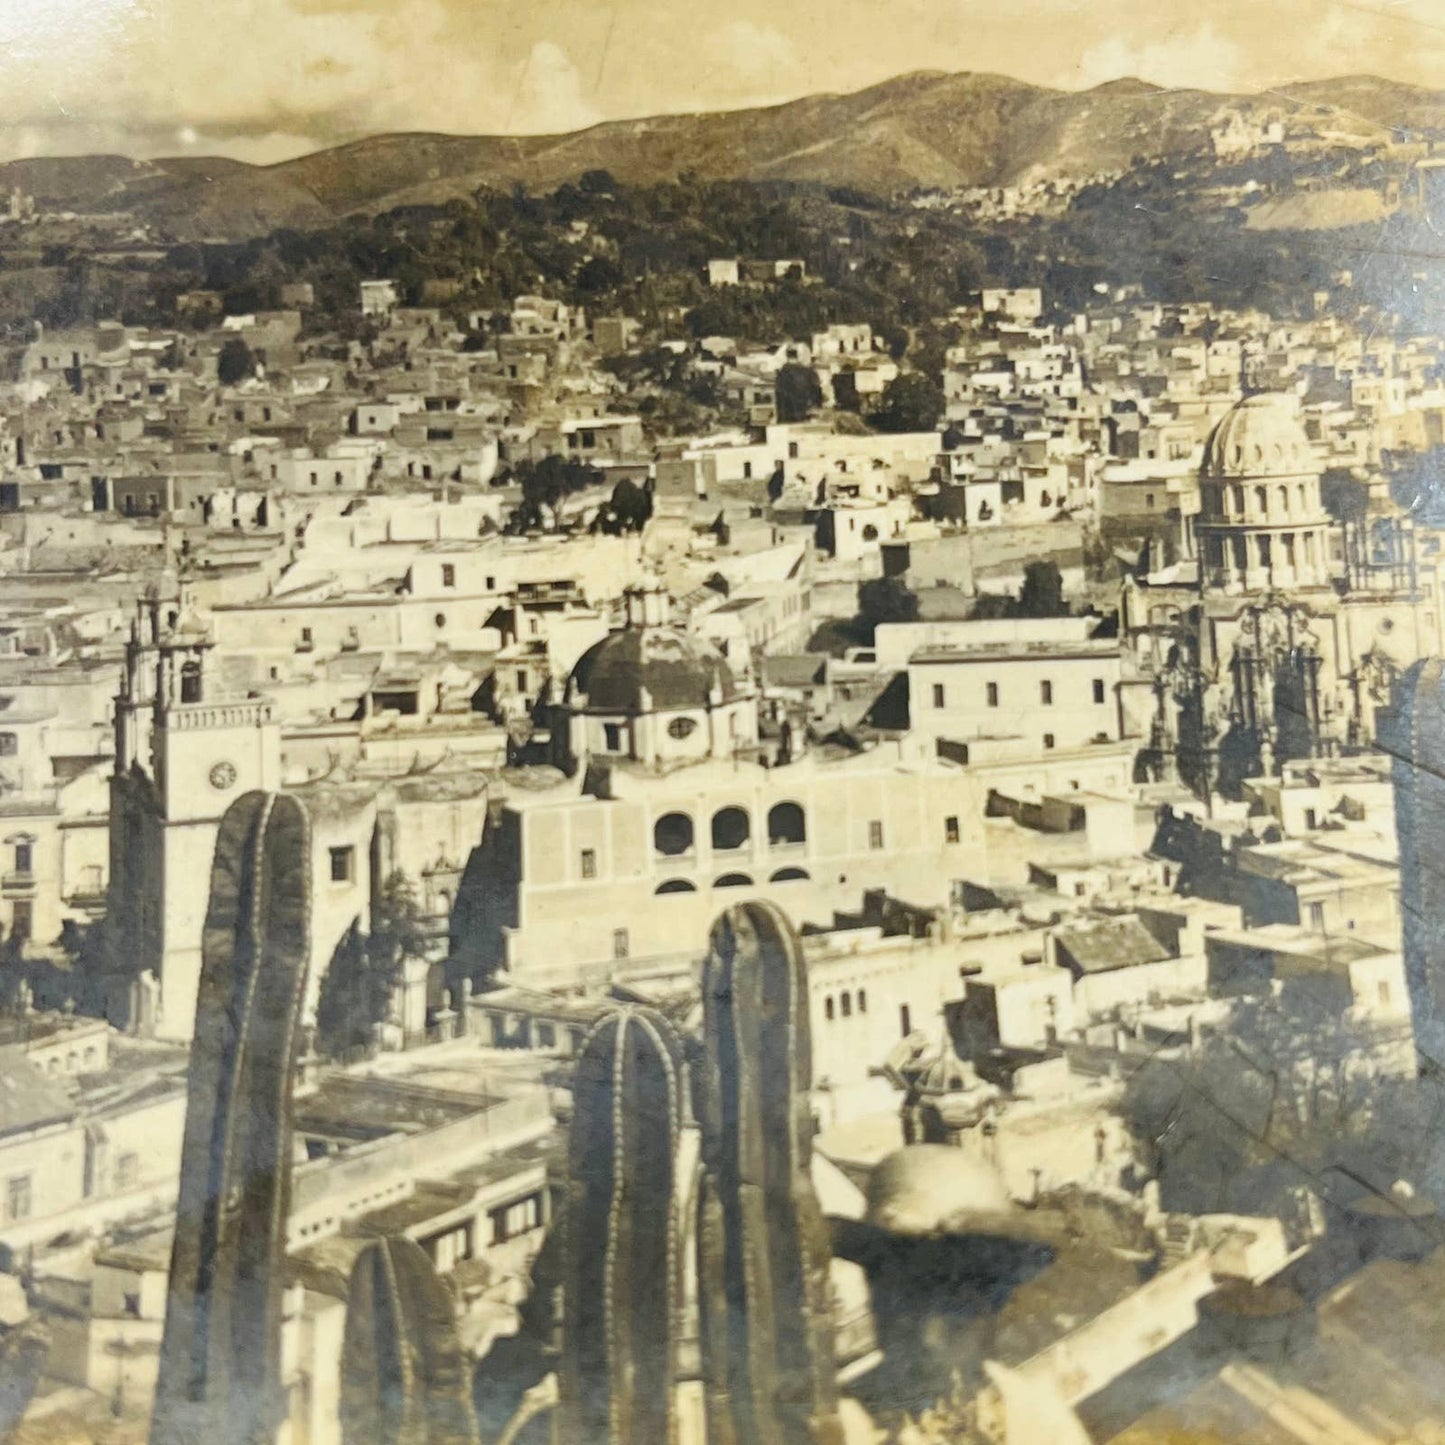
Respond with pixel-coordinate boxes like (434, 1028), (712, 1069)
(1, 71), (1441, 241)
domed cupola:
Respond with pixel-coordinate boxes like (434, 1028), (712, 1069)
(1196, 393), (1334, 595)
(1202, 392), (1316, 479)
(559, 584), (757, 771)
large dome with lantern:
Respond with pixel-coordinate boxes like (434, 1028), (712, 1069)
(1202, 393), (1317, 479)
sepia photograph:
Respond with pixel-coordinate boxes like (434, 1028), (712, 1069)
(5, 1), (1445, 1441)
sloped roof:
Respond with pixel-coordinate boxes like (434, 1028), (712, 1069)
(0, 1046), (75, 1138)
(1053, 916), (1171, 975)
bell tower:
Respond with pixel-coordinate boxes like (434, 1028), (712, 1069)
(107, 590), (282, 1041)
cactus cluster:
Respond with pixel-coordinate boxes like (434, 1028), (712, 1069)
(152, 792), (313, 1445)
(695, 901), (845, 1445)
(557, 902), (843, 1445)
(154, 806), (839, 1445)
(340, 1237), (480, 1445)
(560, 1005), (686, 1445)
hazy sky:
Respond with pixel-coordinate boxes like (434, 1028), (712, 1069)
(5, 0), (1445, 164)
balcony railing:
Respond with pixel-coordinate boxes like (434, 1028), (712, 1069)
(162, 699), (274, 731)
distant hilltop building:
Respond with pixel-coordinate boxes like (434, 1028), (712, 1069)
(706, 258), (807, 287)
(1210, 111), (1286, 160)
(4, 187), (35, 223)
(976, 287), (1044, 325)
(359, 278), (400, 318)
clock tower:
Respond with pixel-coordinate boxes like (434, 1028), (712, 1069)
(108, 592), (281, 1041)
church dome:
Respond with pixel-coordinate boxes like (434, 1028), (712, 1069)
(864, 1145), (1012, 1236)
(568, 626), (739, 713)
(1202, 393), (1316, 479)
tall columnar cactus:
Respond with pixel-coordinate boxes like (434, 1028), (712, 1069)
(697, 902), (845, 1445)
(340, 1236), (480, 1445)
(560, 1006), (686, 1445)
(151, 792), (312, 1445)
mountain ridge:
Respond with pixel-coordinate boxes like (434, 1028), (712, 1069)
(2, 71), (1440, 240)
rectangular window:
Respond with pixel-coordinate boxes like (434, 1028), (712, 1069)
(516, 669), (528, 691)
(932, 683), (946, 709)
(489, 1192), (543, 1245)
(945, 816), (960, 844)
(868, 821), (884, 850)
(1040, 680), (1053, 706)
(10, 901), (31, 941)
(1304, 808), (1318, 830)
(301, 627), (313, 644)
(899, 1004), (912, 1037)
(986, 682), (999, 708)
(115, 1153), (139, 1190)
(1308, 901), (1325, 931)
(329, 847), (354, 883)
(13, 842), (32, 875)
(0, 733), (15, 757)
(1093, 678), (1106, 705)
(1043, 733), (1055, 750)
(581, 849), (597, 879)
(441, 564), (456, 588)
(5, 1175), (31, 1223)
(603, 723), (622, 751)
(613, 929), (629, 960)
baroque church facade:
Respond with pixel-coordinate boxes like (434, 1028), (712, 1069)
(1128, 390), (1442, 796)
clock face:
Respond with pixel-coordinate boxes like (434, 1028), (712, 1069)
(209, 760), (238, 791)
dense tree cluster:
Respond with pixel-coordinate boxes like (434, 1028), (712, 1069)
(857, 576), (920, 641)
(503, 455), (605, 533)
(6, 156), (1436, 355)
(315, 870), (430, 1059)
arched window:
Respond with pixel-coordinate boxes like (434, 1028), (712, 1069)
(825, 997), (835, 1021)
(769, 867), (810, 883)
(1277, 484), (1289, 513)
(1231, 485), (1245, 514)
(714, 872), (753, 889)
(655, 878), (697, 895)
(1298, 483), (1308, 510)
(654, 812), (695, 857)
(711, 807), (751, 852)
(840, 992), (853, 1018)
(180, 659), (202, 704)
(1253, 485), (1267, 515)
(767, 802), (806, 847)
